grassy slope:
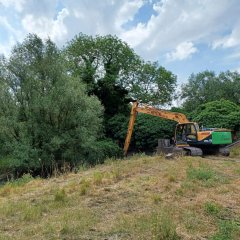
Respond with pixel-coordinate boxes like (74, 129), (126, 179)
(0, 154), (240, 240)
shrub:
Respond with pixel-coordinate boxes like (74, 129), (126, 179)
(87, 139), (123, 165)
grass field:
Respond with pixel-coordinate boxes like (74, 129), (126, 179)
(0, 154), (240, 240)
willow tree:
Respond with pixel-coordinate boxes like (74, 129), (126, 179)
(0, 34), (103, 176)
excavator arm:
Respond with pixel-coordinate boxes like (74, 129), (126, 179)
(123, 101), (189, 156)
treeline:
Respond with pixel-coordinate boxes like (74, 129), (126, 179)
(0, 34), (239, 178)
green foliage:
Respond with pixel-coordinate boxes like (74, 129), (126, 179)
(64, 33), (177, 158)
(204, 202), (221, 216)
(1, 174), (33, 189)
(190, 99), (240, 131)
(83, 139), (123, 165)
(107, 113), (175, 152)
(186, 163), (228, 187)
(0, 34), (103, 176)
(187, 165), (215, 181)
(181, 70), (240, 112)
(210, 220), (240, 240)
(130, 61), (177, 105)
(66, 34), (137, 117)
(134, 114), (175, 151)
(105, 114), (129, 144)
(11, 173), (33, 186)
(66, 34), (176, 108)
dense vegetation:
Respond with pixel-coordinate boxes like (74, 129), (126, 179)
(0, 34), (239, 178)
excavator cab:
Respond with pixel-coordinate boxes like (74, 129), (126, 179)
(175, 123), (199, 146)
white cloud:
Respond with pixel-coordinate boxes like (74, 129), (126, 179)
(212, 25), (240, 49)
(166, 41), (197, 61)
(0, 0), (240, 68)
(21, 8), (69, 42)
(115, 0), (144, 30)
(121, 0), (240, 59)
(0, 0), (26, 12)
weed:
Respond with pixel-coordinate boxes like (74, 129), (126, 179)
(129, 152), (147, 160)
(60, 224), (71, 235)
(0, 202), (20, 217)
(183, 210), (204, 232)
(104, 157), (116, 165)
(23, 205), (43, 222)
(235, 168), (240, 175)
(151, 210), (181, 240)
(175, 188), (184, 196)
(54, 189), (67, 202)
(168, 175), (176, 182)
(111, 167), (122, 182)
(186, 164), (228, 187)
(93, 171), (104, 185)
(2, 173), (33, 188)
(187, 165), (215, 181)
(175, 181), (197, 196)
(204, 202), (221, 217)
(0, 184), (13, 196)
(77, 163), (89, 172)
(152, 194), (162, 204)
(79, 179), (91, 195)
(210, 220), (240, 240)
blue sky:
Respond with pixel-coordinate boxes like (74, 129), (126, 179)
(0, 0), (240, 84)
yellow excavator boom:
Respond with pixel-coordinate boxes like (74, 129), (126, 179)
(123, 101), (189, 156)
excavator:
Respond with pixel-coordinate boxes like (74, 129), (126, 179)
(123, 101), (233, 157)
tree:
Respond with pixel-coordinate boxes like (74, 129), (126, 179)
(65, 34), (177, 113)
(0, 34), (105, 176)
(129, 61), (177, 105)
(181, 70), (240, 111)
(106, 112), (176, 152)
(190, 99), (240, 131)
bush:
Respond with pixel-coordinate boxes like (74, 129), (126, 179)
(83, 139), (123, 165)
(106, 113), (175, 153)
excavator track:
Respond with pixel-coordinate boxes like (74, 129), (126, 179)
(225, 140), (240, 149)
(183, 147), (203, 157)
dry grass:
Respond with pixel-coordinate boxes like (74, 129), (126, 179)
(230, 145), (240, 157)
(0, 154), (240, 239)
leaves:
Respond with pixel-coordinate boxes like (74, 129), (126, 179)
(190, 99), (240, 131)
(0, 34), (104, 175)
(181, 70), (240, 111)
